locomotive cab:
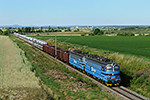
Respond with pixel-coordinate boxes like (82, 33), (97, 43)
(105, 63), (121, 86)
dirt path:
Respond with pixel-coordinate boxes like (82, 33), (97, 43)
(0, 36), (40, 89)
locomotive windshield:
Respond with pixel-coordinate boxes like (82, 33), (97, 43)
(105, 64), (119, 72)
(114, 66), (119, 72)
(105, 66), (113, 72)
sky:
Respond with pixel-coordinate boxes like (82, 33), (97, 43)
(0, 0), (150, 26)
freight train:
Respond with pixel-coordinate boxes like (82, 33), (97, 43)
(13, 32), (121, 86)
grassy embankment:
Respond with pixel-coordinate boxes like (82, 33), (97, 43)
(9, 35), (119, 100)
(0, 36), (47, 100)
(34, 35), (150, 98)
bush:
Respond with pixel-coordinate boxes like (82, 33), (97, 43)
(97, 31), (104, 35)
(89, 33), (94, 36)
(105, 32), (111, 34)
(146, 34), (150, 36)
(36, 34), (40, 36)
(117, 33), (135, 36)
(36, 30), (41, 32)
(139, 33), (142, 36)
(74, 30), (77, 32)
(81, 33), (85, 37)
(81, 33), (86, 37)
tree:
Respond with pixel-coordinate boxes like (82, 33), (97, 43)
(61, 27), (64, 30)
(51, 28), (54, 32)
(67, 27), (71, 31)
(57, 26), (60, 29)
(0, 29), (3, 35)
(77, 28), (79, 32)
(22, 27), (25, 32)
(64, 27), (66, 29)
(97, 31), (104, 35)
(94, 28), (100, 35)
(3, 29), (10, 35)
(41, 27), (43, 32)
(18, 28), (22, 32)
(93, 28), (104, 35)
(25, 27), (28, 32)
(31, 27), (35, 32)
(28, 27), (31, 33)
(48, 26), (51, 31)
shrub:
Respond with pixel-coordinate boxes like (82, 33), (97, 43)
(139, 33), (142, 36)
(74, 30), (77, 32)
(117, 33), (135, 36)
(97, 31), (104, 35)
(105, 32), (111, 34)
(89, 33), (94, 36)
(36, 34), (40, 36)
(81, 33), (85, 37)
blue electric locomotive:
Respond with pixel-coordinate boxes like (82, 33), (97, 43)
(69, 50), (121, 86)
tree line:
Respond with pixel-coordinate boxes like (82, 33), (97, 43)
(17, 26), (72, 33)
(120, 26), (150, 30)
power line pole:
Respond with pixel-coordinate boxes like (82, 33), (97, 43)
(55, 35), (57, 59)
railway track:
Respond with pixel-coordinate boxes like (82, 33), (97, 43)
(16, 36), (150, 100)
(111, 86), (149, 100)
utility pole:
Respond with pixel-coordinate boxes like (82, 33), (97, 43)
(55, 35), (57, 59)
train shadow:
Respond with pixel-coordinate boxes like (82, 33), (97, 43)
(120, 71), (132, 87)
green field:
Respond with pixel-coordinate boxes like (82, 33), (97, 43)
(35, 36), (150, 58)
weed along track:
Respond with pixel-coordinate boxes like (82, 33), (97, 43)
(11, 34), (150, 100)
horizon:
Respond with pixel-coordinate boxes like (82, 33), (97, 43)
(1, 24), (150, 28)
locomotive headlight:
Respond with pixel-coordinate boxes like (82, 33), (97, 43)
(107, 76), (111, 79)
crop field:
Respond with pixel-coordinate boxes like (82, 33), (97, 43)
(35, 35), (150, 58)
